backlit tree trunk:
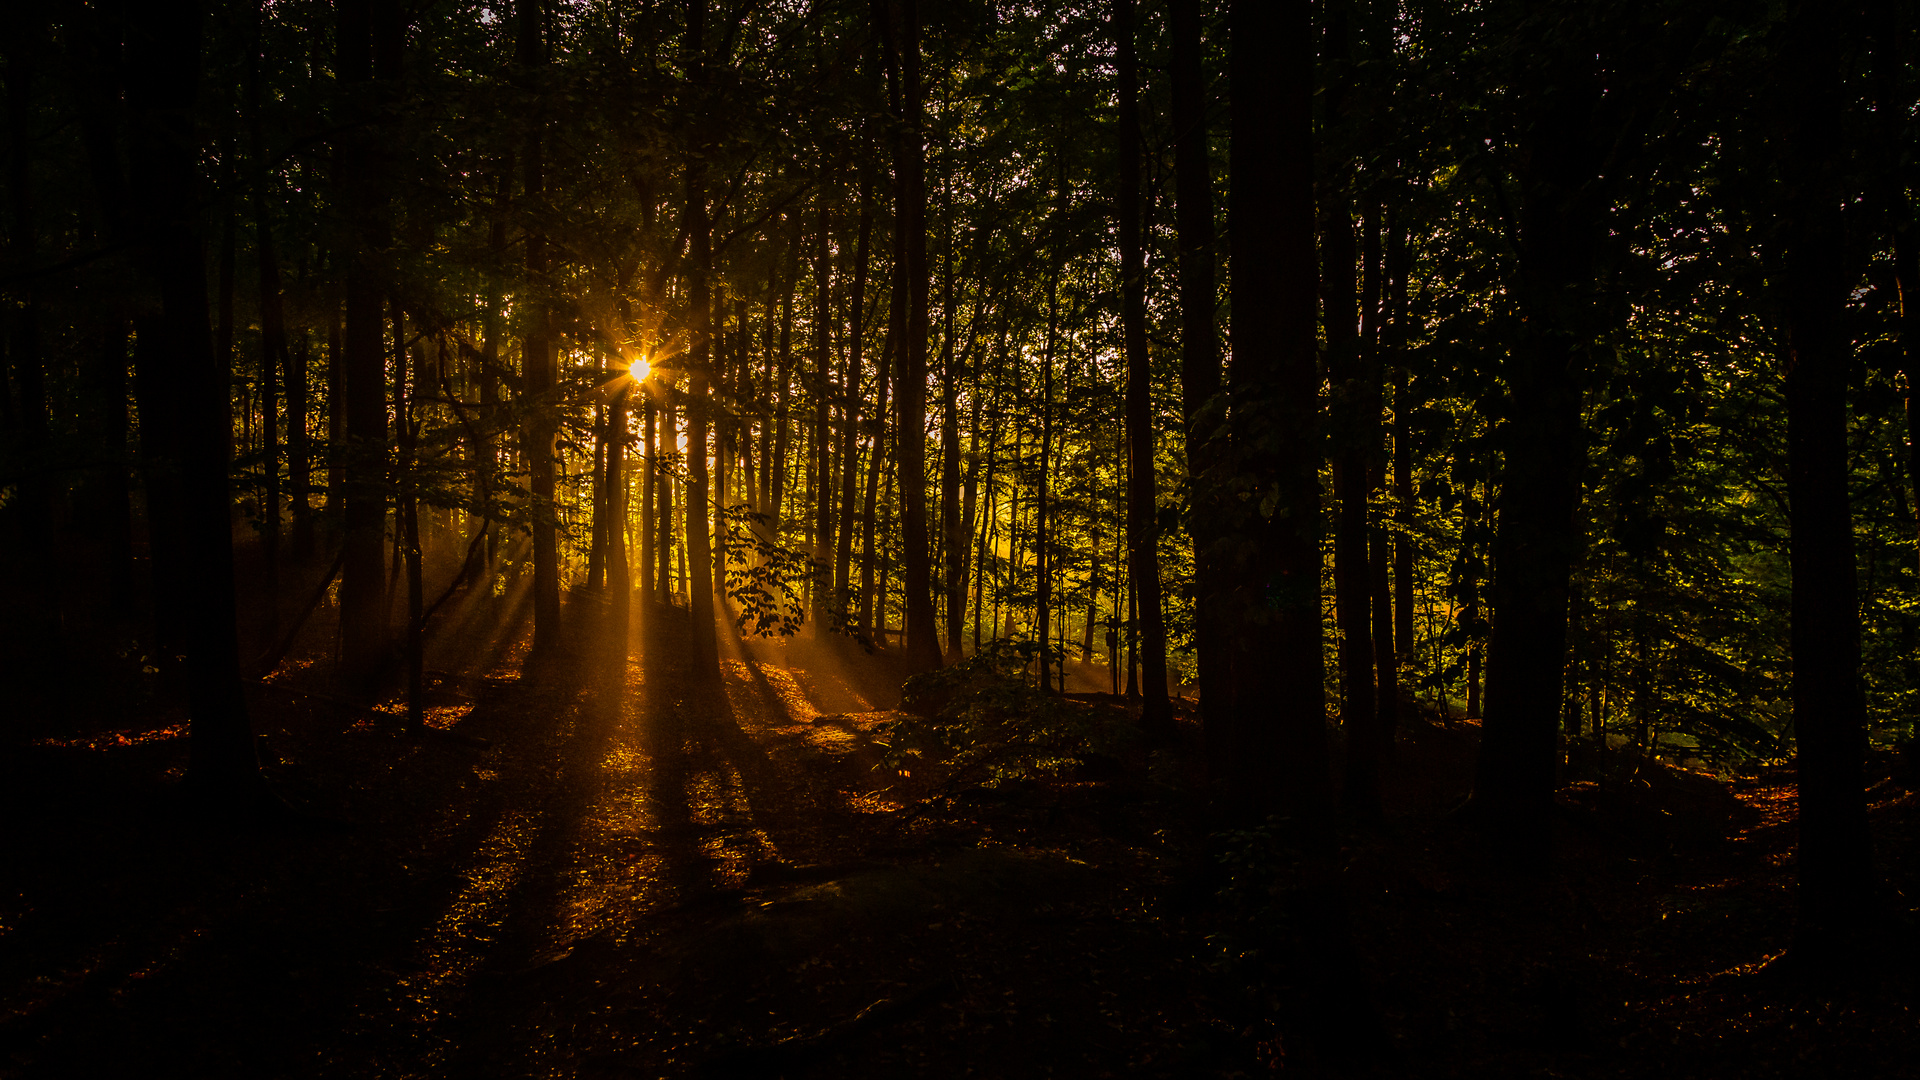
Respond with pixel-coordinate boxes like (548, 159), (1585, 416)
(1117, 0), (1172, 734)
(1227, 0), (1325, 815)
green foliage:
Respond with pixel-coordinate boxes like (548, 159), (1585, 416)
(880, 638), (1137, 787)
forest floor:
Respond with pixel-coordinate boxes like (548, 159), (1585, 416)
(5, 588), (1920, 1078)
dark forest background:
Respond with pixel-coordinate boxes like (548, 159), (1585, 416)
(3, 0), (1920, 1071)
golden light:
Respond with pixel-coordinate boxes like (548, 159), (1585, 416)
(629, 356), (652, 383)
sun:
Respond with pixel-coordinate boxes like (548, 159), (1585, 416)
(627, 356), (651, 383)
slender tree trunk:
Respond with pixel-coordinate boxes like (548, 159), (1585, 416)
(4, 32), (59, 662)
(608, 384), (631, 605)
(641, 392), (656, 601)
(940, 211), (966, 660)
(1171, 0), (1224, 765)
(520, 0), (561, 656)
(337, 0), (389, 692)
(1389, 211), (1414, 666)
(859, 334), (894, 643)
(659, 395), (677, 598)
(476, 164), (509, 571)
(839, 168), (873, 613)
(879, 0), (940, 670)
(1033, 205), (1062, 689)
(588, 401), (610, 588)
(1117, 0), (1172, 732)
(396, 315), (425, 733)
(1323, 0), (1379, 819)
(811, 202), (835, 627)
(247, 12), (285, 629)
(682, 0), (719, 678)
(770, 226), (799, 529)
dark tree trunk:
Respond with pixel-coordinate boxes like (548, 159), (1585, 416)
(1171, 0), (1224, 768)
(769, 219), (799, 530)
(683, 0), (720, 679)
(859, 334), (894, 643)
(80, 320), (137, 611)
(520, 0), (561, 656)
(1227, 0), (1327, 816)
(475, 165), (510, 573)
(811, 201), (834, 627)
(940, 207), (965, 660)
(336, 0), (390, 692)
(878, 0), (940, 671)
(1778, 2), (1874, 974)
(1364, 206), (1399, 751)
(838, 169), (873, 612)
(126, 0), (262, 794)
(395, 311), (424, 733)
(1470, 62), (1605, 863)
(1118, 0), (1172, 733)
(641, 392), (655, 601)
(5, 31), (60, 663)
(1326, 197), (1378, 816)
(1323, 0), (1379, 819)
(608, 385), (631, 604)
(1388, 213), (1414, 665)
(1038, 259), (1057, 692)
(248, 11), (284, 625)
(658, 396), (677, 598)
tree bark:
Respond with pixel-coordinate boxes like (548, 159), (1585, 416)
(336, 0), (390, 692)
(1226, 0), (1326, 816)
(879, 0), (940, 671)
(1171, 0), (1224, 766)
(126, 0), (262, 793)
(1117, 0), (1171, 729)
(683, 0), (720, 679)
(1469, 57), (1604, 864)
(1778, 0), (1873, 973)
(838, 167), (874, 614)
(520, 0), (561, 656)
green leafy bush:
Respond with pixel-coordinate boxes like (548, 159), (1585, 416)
(879, 639), (1136, 787)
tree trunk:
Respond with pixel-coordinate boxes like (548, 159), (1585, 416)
(683, 0), (720, 679)
(1226, 0), (1326, 816)
(1470, 63), (1604, 863)
(336, 0), (389, 693)
(4, 31), (60, 664)
(1778, 1), (1873, 973)
(879, 0), (940, 671)
(520, 0), (561, 656)
(1171, 0), (1224, 766)
(247, 13), (284, 628)
(126, 0), (262, 794)
(1116, 0), (1172, 733)
(1322, 0), (1379, 819)
(641, 392), (656, 601)
(811, 201), (835, 627)
(840, 169), (873, 616)
(659, 395), (678, 598)
(859, 334), (894, 644)
(940, 206), (966, 660)
(1389, 212), (1414, 665)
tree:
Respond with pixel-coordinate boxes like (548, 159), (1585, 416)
(1117, 0), (1173, 737)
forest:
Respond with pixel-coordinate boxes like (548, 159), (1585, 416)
(4, 0), (1920, 1075)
